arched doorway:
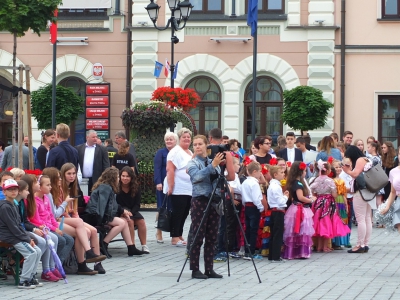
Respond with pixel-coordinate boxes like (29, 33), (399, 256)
(0, 75), (14, 145)
(58, 76), (86, 145)
(185, 76), (221, 135)
(244, 76), (283, 149)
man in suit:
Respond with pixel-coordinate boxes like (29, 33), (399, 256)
(76, 130), (110, 194)
(278, 132), (303, 163)
(1, 143), (29, 170)
(114, 131), (139, 175)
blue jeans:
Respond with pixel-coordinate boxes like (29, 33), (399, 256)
(52, 231), (74, 263)
(245, 206), (260, 255)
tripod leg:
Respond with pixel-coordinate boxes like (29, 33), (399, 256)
(223, 179), (262, 284)
(177, 184), (219, 282)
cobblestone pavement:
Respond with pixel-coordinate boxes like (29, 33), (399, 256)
(1, 211), (400, 300)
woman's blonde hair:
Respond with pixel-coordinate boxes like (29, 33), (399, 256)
(177, 127), (192, 139)
(10, 168), (25, 180)
(92, 167), (120, 194)
(118, 140), (130, 156)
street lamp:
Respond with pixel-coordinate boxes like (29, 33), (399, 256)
(146, 0), (193, 89)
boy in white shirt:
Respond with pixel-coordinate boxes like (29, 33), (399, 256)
(267, 166), (289, 262)
(241, 162), (265, 260)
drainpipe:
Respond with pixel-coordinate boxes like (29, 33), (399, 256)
(340, 0), (345, 138)
(126, 0), (132, 139)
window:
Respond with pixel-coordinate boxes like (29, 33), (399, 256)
(191, 0), (224, 13)
(58, 77), (86, 146)
(245, 0), (285, 14)
(382, 0), (400, 18)
(58, 9), (108, 20)
(378, 96), (400, 148)
(186, 76), (221, 135)
(243, 76), (283, 149)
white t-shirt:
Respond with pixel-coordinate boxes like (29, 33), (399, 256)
(163, 145), (193, 195)
(339, 171), (353, 198)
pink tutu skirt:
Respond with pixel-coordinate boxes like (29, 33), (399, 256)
(282, 204), (315, 260)
(312, 194), (351, 239)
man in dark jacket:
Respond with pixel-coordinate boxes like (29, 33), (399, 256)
(104, 138), (118, 166)
(0, 179), (42, 288)
(46, 123), (79, 170)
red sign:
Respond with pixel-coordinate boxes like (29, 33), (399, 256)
(86, 85), (109, 95)
(86, 108), (109, 118)
(86, 119), (109, 130)
(86, 96), (109, 106)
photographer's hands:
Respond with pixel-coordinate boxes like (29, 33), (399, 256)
(212, 153), (225, 168)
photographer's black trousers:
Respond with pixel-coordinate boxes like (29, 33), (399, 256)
(190, 196), (219, 272)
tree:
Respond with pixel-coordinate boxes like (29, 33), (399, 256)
(31, 84), (85, 130)
(281, 86), (334, 136)
(0, 0), (61, 163)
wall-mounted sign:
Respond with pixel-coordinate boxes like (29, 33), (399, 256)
(86, 108), (109, 118)
(92, 63), (104, 80)
(85, 82), (110, 134)
(86, 85), (109, 95)
(97, 131), (109, 141)
(86, 119), (109, 130)
(86, 96), (109, 106)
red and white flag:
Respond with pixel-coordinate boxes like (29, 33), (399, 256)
(164, 59), (170, 77)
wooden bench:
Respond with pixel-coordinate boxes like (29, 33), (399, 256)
(0, 242), (21, 285)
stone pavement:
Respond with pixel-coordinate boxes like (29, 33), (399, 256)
(2, 211), (400, 300)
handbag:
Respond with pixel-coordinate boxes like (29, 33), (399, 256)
(156, 195), (171, 232)
(356, 158), (388, 201)
(62, 249), (78, 274)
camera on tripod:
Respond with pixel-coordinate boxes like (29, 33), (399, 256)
(207, 144), (230, 160)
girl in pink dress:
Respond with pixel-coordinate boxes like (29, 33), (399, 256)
(310, 160), (351, 252)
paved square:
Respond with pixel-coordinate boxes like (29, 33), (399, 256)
(1, 211), (400, 300)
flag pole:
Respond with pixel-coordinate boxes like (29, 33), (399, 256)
(251, 29), (257, 142)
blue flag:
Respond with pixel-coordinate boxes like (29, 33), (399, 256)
(247, 0), (258, 37)
(154, 61), (163, 78)
(172, 61), (179, 80)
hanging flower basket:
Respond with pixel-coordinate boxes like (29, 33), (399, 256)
(151, 87), (200, 111)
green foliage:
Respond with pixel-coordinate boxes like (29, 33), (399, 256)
(137, 160), (156, 204)
(31, 84), (85, 130)
(281, 86), (334, 133)
(0, 0), (61, 37)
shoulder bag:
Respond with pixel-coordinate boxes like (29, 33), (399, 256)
(356, 158), (388, 201)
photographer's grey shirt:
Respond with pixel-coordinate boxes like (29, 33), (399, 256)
(187, 155), (220, 198)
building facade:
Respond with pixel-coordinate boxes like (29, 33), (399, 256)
(1, 1), (398, 149)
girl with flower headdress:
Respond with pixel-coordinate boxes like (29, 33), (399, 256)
(310, 160), (350, 252)
(282, 161), (315, 259)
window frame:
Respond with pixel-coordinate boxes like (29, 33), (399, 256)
(191, 0), (224, 14)
(185, 76), (222, 135)
(381, 0), (400, 19)
(245, 0), (285, 15)
(243, 76), (284, 149)
(378, 95), (400, 147)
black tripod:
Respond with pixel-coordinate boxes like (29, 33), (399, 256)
(177, 170), (262, 283)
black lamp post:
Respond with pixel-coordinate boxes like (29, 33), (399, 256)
(146, 0), (193, 89)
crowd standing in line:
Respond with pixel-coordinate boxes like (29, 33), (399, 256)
(0, 124), (397, 287)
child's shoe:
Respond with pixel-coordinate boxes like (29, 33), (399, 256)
(29, 277), (44, 287)
(51, 268), (63, 279)
(213, 252), (227, 263)
(228, 252), (241, 259)
(242, 253), (252, 260)
(41, 271), (59, 282)
(252, 254), (263, 260)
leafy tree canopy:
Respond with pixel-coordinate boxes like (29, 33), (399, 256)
(31, 84), (85, 130)
(0, 0), (61, 37)
(281, 85), (334, 133)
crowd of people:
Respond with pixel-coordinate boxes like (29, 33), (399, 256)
(0, 124), (147, 289)
(154, 129), (400, 279)
(0, 125), (399, 287)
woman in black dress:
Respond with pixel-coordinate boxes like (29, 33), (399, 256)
(116, 166), (149, 253)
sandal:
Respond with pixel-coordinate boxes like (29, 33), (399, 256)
(172, 240), (187, 247)
(323, 248), (332, 253)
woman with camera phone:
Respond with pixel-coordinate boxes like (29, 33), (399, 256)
(187, 135), (225, 279)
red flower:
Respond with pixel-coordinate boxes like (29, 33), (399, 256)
(299, 162), (307, 170)
(150, 86), (200, 111)
(269, 158), (277, 166)
(6, 167), (12, 171)
(261, 164), (269, 175)
(328, 171), (334, 178)
(286, 162), (292, 167)
(327, 156), (334, 164)
(243, 156), (252, 166)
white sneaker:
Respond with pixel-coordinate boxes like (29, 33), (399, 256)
(142, 245), (150, 254)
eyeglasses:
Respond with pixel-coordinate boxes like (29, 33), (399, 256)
(263, 143), (271, 145)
